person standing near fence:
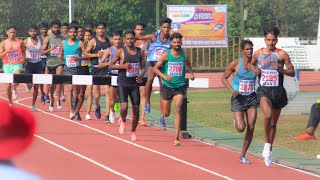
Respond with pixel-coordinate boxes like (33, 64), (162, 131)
(109, 30), (146, 141)
(41, 19), (66, 112)
(85, 22), (111, 120)
(153, 32), (194, 146)
(221, 39), (257, 163)
(134, 22), (149, 126)
(0, 25), (25, 105)
(23, 25), (43, 111)
(251, 26), (295, 166)
(136, 17), (172, 127)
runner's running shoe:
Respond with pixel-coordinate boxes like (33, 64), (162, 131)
(159, 118), (166, 127)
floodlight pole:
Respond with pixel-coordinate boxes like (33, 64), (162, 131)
(69, 0), (74, 23)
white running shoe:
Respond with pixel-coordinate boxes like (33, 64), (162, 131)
(262, 143), (272, 166)
(131, 132), (137, 142)
(262, 143), (271, 157)
(57, 101), (62, 110)
(31, 105), (37, 112)
(49, 102), (54, 112)
(109, 109), (116, 124)
(264, 152), (273, 166)
(85, 114), (92, 120)
(118, 118), (125, 134)
(12, 90), (18, 100)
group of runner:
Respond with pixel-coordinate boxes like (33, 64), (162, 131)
(222, 26), (295, 166)
(0, 17), (195, 145)
(0, 18), (301, 165)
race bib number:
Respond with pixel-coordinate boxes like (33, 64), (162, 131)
(50, 44), (61, 56)
(239, 80), (255, 95)
(126, 62), (140, 77)
(66, 55), (79, 68)
(29, 49), (41, 62)
(260, 70), (279, 87)
(168, 62), (183, 76)
(8, 50), (19, 61)
(154, 49), (164, 61)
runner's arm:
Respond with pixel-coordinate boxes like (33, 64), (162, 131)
(279, 50), (295, 77)
(250, 51), (261, 75)
(221, 60), (238, 96)
(185, 52), (194, 80)
(98, 48), (110, 68)
(57, 40), (64, 61)
(136, 34), (156, 42)
(109, 49), (128, 70)
(41, 36), (54, 55)
(138, 50), (146, 77)
(0, 41), (6, 58)
(153, 52), (169, 80)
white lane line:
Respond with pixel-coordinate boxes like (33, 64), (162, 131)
(0, 96), (134, 179)
(35, 135), (135, 180)
(14, 97), (234, 180)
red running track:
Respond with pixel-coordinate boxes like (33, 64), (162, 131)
(1, 86), (318, 180)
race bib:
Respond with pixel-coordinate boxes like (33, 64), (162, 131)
(80, 52), (89, 66)
(126, 62), (140, 77)
(154, 49), (165, 61)
(260, 70), (279, 87)
(239, 80), (255, 95)
(29, 49), (41, 62)
(8, 50), (19, 61)
(110, 62), (119, 74)
(66, 55), (79, 68)
(168, 62), (183, 76)
(50, 44), (61, 56)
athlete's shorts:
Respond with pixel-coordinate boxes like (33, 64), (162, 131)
(91, 67), (108, 76)
(79, 66), (90, 75)
(256, 86), (288, 109)
(25, 61), (43, 74)
(162, 85), (186, 100)
(147, 61), (157, 67)
(118, 85), (140, 106)
(231, 92), (258, 112)
(3, 63), (22, 74)
(41, 58), (47, 70)
(63, 66), (81, 75)
(47, 65), (64, 75)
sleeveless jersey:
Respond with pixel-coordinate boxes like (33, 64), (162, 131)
(162, 50), (186, 88)
(147, 30), (170, 62)
(80, 40), (90, 66)
(3, 38), (22, 64)
(108, 46), (120, 75)
(90, 37), (111, 66)
(231, 57), (256, 95)
(117, 47), (142, 86)
(26, 37), (42, 63)
(256, 48), (283, 87)
(46, 33), (66, 67)
(63, 39), (81, 68)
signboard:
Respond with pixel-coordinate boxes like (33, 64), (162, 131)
(167, 5), (227, 47)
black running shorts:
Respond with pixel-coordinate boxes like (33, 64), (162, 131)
(256, 86), (288, 109)
(231, 92), (258, 112)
